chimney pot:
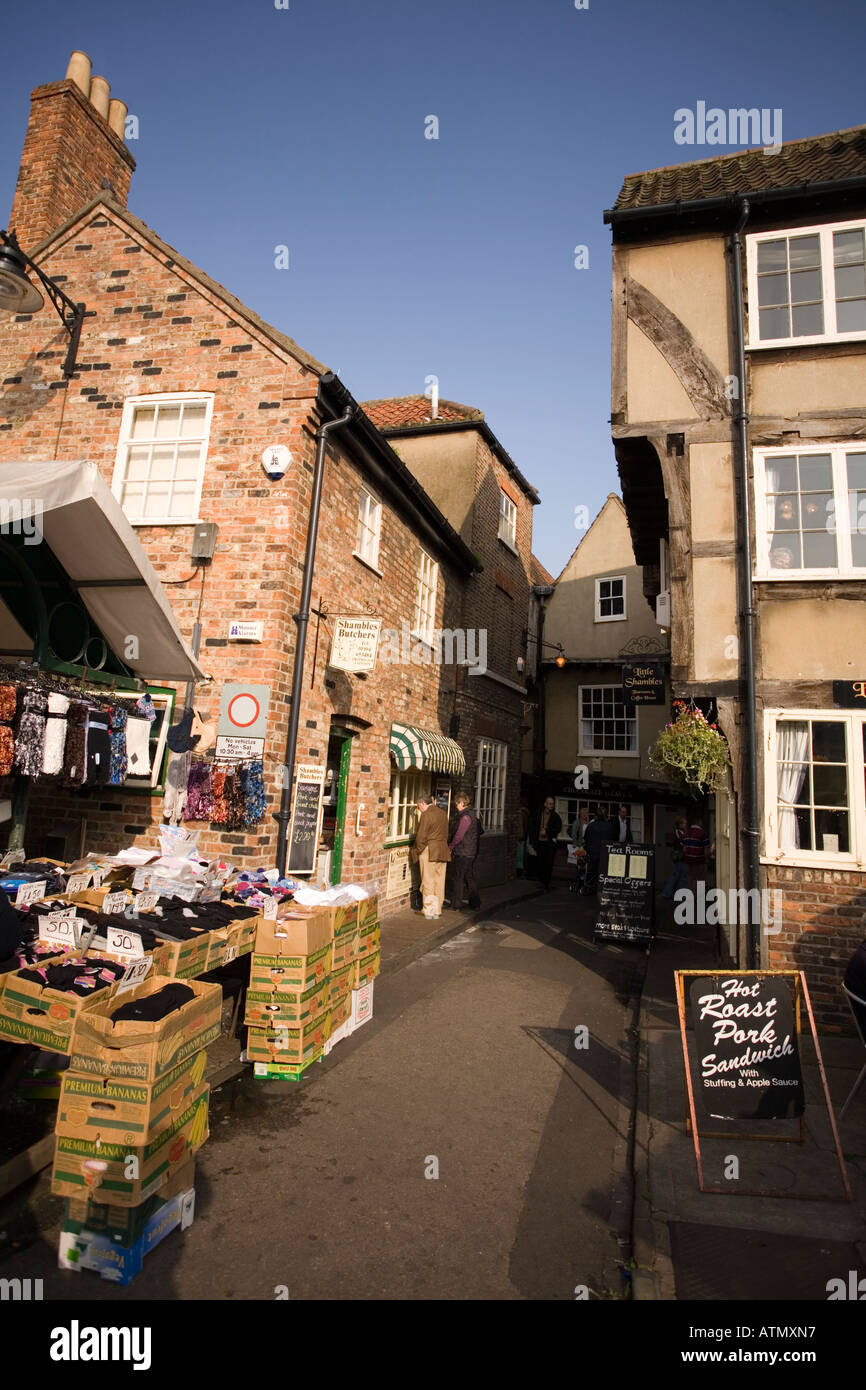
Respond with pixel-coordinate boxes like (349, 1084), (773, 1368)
(108, 98), (127, 139)
(65, 51), (92, 99)
(89, 75), (111, 120)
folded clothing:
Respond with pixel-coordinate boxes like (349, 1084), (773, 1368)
(138, 895), (258, 941)
(110, 982), (195, 1023)
(17, 954), (126, 997)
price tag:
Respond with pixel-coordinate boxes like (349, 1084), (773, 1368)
(262, 896), (278, 921)
(103, 891), (128, 915)
(66, 872), (92, 895)
(225, 945), (238, 963)
(0, 849), (26, 870)
(105, 924), (144, 959)
(133, 892), (159, 915)
(39, 909), (80, 951)
(91, 867), (106, 889)
(15, 880), (47, 908)
(114, 955), (153, 996)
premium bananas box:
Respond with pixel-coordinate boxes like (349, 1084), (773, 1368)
(357, 920), (380, 956)
(329, 961), (353, 1001)
(57, 1050), (207, 1142)
(249, 942), (331, 995)
(254, 914), (332, 958)
(68, 976), (221, 1082)
(357, 895), (378, 927)
(51, 1082), (209, 1205)
(352, 949), (380, 990)
(250, 1052), (323, 1082)
(150, 930), (212, 981)
(0, 955), (122, 1053)
(244, 978), (330, 1029)
(246, 1014), (331, 1067)
(331, 918), (360, 971)
(228, 914), (259, 958)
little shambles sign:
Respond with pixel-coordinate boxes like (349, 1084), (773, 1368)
(622, 663), (665, 706)
(689, 974), (804, 1120)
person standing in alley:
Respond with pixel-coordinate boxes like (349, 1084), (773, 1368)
(683, 814), (710, 895)
(529, 796), (562, 890)
(410, 794), (451, 919)
(447, 793), (482, 910)
(662, 816), (689, 899)
(583, 808), (615, 894)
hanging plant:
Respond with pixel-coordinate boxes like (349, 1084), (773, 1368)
(649, 701), (730, 795)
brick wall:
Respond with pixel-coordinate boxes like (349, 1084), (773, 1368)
(766, 865), (865, 1033)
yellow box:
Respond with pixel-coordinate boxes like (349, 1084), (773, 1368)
(357, 895), (378, 927)
(331, 921), (360, 970)
(246, 1014), (331, 1066)
(352, 949), (380, 990)
(57, 1049), (207, 1143)
(358, 920), (380, 956)
(244, 978), (330, 1029)
(69, 976), (221, 1082)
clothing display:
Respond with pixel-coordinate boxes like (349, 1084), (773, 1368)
(14, 689), (46, 777)
(163, 749), (192, 824)
(42, 692), (71, 775)
(212, 767), (228, 823)
(18, 954), (126, 997)
(125, 716), (152, 777)
(62, 701), (88, 788)
(185, 762), (215, 821)
(0, 685), (17, 723)
(136, 693), (157, 722)
(110, 982), (195, 1023)
(85, 706), (112, 785)
(166, 707), (198, 754)
(108, 705), (128, 785)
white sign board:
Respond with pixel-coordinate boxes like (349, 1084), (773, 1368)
(329, 617), (381, 673)
(228, 621), (264, 642)
(215, 735), (265, 761)
(39, 909), (81, 951)
(386, 846), (411, 899)
(217, 683), (270, 741)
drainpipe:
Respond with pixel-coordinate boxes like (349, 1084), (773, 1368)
(275, 400), (355, 876)
(729, 198), (761, 967)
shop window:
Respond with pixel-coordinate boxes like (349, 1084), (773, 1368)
(556, 798), (643, 842)
(355, 489), (382, 570)
(475, 738), (507, 832)
(113, 394), (213, 524)
(579, 685), (637, 755)
(764, 711), (863, 866)
(595, 576), (626, 621)
(754, 444), (866, 578)
(747, 219), (866, 348)
(387, 766), (428, 843)
(413, 550), (438, 645)
(498, 491), (517, 550)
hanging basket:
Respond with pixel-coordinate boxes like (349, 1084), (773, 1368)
(649, 701), (730, 795)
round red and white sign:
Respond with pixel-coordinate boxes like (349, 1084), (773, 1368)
(227, 692), (261, 728)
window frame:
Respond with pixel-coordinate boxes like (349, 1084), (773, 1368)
(746, 217), (866, 350)
(112, 393), (213, 526)
(498, 490), (518, 551)
(354, 487), (383, 573)
(555, 798), (644, 843)
(385, 766), (429, 845)
(763, 708), (866, 869)
(578, 683), (638, 758)
(594, 575), (627, 622)
(413, 549), (439, 646)
(475, 738), (507, 833)
(122, 686), (177, 794)
(754, 442), (866, 581)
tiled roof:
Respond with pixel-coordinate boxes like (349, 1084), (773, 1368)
(361, 395), (484, 429)
(611, 123), (866, 213)
(530, 554), (554, 586)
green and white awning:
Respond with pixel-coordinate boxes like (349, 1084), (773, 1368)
(389, 723), (466, 775)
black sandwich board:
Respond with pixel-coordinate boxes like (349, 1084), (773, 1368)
(593, 844), (654, 945)
(286, 765), (325, 876)
(688, 973), (805, 1120)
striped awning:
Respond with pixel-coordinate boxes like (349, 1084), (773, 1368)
(389, 723), (466, 775)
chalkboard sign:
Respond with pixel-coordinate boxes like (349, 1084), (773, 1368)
(287, 764), (325, 876)
(593, 844), (654, 945)
(689, 974), (804, 1120)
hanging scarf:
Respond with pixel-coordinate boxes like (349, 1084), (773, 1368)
(14, 688), (47, 777)
(62, 702), (89, 787)
(42, 692), (70, 775)
(163, 749), (192, 824)
(108, 705), (128, 785)
(0, 685), (17, 723)
(185, 761), (215, 821)
(0, 684), (16, 777)
(85, 705), (112, 785)
(240, 760), (266, 826)
(225, 769), (246, 830)
(125, 716), (152, 777)
(212, 767), (228, 823)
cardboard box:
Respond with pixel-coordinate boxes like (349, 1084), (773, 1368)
(149, 930), (211, 981)
(330, 961), (353, 1001)
(227, 915), (259, 958)
(68, 976), (221, 1082)
(249, 942), (331, 995)
(51, 1082), (209, 1205)
(352, 949), (380, 990)
(350, 980), (375, 1033)
(0, 955), (124, 1053)
(254, 913), (332, 957)
(331, 921), (360, 970)
(357, 895), (378, 927)
(246, 1014), (331, 1067)
(203, 926), (231, 971)
(250, 1052), (322, 1081)
(313, 902), (359, 936)
(330, 990), (352, 1031)
(58, 1050), (207, 1142)
(323, 1017), (352, 1055)
(357, 920), (380, 956)
(64, 1157), (195, 1243)
(244, 978), (330, 1029)
(58, 1184), (196, 1285)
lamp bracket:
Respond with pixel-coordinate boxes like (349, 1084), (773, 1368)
(1, 229), (86, 378)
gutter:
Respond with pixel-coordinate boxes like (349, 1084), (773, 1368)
(317, 375), (479, 576)
(604, 176), (866, 232)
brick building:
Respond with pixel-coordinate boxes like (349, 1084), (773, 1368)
(362, 395), (539, 885)
(0, 53), (540, 914)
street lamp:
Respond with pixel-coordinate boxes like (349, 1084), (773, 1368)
(0, 230), (85, 378)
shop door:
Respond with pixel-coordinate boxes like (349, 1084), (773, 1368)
(329, 733), (353, 885)
(653, 803), (684, 884)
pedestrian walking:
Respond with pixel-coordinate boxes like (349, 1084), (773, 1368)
(569, 807), (591, 893)
(409, 794), (451, 919)
(447, 793), (482, 910)
(662, 817), (689, 899)
(683, 815), (710, 895)
(614, 803), (631, 845)
(582, 809), (615, 894)
(528, 796), (562, 890)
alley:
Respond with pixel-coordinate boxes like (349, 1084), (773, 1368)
(0, 889), (645, 1301)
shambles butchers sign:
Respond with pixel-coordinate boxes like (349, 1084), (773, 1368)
(329, 617), (381, 673)
(689, 974), (804, 1120)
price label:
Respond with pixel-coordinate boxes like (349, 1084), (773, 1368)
(103, 892), (128, 915)
(39, 909), (80, 951)
(225, 945), (238, 963)
(1, 849), (26, 870)
(105, 925), (144, 959)
(114, 955), (153, 996)
(262, 896), (278, 921)
(134, 892), (159, 915)
(91, 867), (106, 889)
(15, 880), (47, 908)
(66, 872), (92, 895)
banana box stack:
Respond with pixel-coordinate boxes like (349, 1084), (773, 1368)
(244, 912), (333, 1080)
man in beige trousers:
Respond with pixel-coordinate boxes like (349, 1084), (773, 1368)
(410, 795), (451, 919)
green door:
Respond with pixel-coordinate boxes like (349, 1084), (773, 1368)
(330, 734), (352, 884)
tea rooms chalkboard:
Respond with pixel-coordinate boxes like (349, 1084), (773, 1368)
(688, 973), (805, 1121)
(593, 844), (654, 945)
(287, 764), (325, 876)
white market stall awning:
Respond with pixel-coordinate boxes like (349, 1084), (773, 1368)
(0, 460), (205, 681)
(390, 723), (466, 776)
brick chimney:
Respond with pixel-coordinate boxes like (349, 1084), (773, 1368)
(8, 51), (136, 251)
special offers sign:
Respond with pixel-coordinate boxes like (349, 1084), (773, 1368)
(329, 617), (381, 673)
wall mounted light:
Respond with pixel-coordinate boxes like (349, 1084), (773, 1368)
(0, 229), (85, 377)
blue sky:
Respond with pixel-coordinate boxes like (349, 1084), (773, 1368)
(1, 0), (863, 576)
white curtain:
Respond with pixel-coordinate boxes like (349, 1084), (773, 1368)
(776, 721), (809, 849)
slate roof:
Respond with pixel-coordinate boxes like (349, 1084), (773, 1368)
(611, 123), (866, 214)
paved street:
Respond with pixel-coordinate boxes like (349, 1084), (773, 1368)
(0, 887), (645, 1301)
